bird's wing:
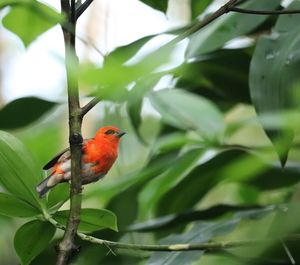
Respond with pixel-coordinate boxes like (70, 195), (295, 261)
(42, 139), (91, 170)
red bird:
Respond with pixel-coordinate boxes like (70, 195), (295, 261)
(36, 126), (125, 197)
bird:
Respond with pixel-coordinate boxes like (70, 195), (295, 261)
(36, 126), (125, 197)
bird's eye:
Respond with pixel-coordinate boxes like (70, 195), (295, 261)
(105, 129), (115, 135)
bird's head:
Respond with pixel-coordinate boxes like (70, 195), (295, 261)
(95, 126), (126, 144)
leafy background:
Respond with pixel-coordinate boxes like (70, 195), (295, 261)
(1, 0), (300, 264)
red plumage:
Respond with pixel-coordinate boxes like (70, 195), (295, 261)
(36, 126), (125, 197)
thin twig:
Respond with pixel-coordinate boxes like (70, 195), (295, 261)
(77, 232), (258, 252)
(167, 0), (239, 46)
(80, 97), (101, 118)
(230, 7), (300, 15)
(76, 0), (94, 20)
(56, 0), (83, 264)
(45, 214), (300, 253)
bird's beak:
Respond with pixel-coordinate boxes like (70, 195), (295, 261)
(117, 130), (126, 138)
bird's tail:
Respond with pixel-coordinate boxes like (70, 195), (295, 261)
(36, 175), (53, 198)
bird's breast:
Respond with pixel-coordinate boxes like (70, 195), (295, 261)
(83, 140), (118, 174)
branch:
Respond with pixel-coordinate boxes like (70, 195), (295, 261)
(56, 0), (83, 264)
(45, 215), (300, 253)
(229, 7), (300, 15)
(168, 0), (239, 46)
(76, 232), (258, 252)
(80, 97), (101, 118)
(76, 0), (94, 20)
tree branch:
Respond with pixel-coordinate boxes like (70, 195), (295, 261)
(229, 7), (300, 15)
(56, 0), (83, 264)
(76, 0), (94, 20)
(45, 215), (300, 253)
(168, 0), (239, 46)
(76, 232), (258, 252)
(80, 97), (101, 118)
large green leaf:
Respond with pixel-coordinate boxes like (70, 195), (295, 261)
(157, 148), (300, 216)
(186, 0), (281, 59)
(105, 35), (154, 66)
(0, 0), (31, 8)
(0, 97), (57, 130)
(85, 152), (177, 206)
(138, 148), (204, 219)
(147, 219), (239, 265)
(151, 132), (200, 156)
(139, 0), (168, 12)
(2, 1), (63, 47)
(191, 0), (213, 20)
(54, 208), (118, 232)
(14, 220), (55, 265)
(81, 38), (176, 102)
(0, 131), (45, 210)
(177, 49), (251, 104)
(149, 89), (224, 140)
(128, 204), (265, 232)
(249, 1), (300, 166)
(0, 192), (40, 217)
(127, 73), (162, 141)
(0, 192), (41, 217)
(14, 122), (63, 168)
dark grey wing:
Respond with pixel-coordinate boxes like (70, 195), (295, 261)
(43, 148), (70, 170)
(42, 139), (91, 170)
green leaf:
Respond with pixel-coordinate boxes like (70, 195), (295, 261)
(157, 148), (300, 216)
(14, 122), (63, 168)
(138, 148), (203, 218)
(177, 49), (251, 104)
(128, 204), (265, 232)
(249, 1), (300, 166)
(0, 192), (40, 217)
(149, 89), (224, 140)
(191, 0), (213, 20)
(85, 152), (176, 206)
(156, 148), (220, 216)
(0, 97), (57, 130)
(81, 39), (176, 103)
(147, 219), (238, 265)
(54, 208), (118, 232)
(0, 131), (45, 210)
(127, 74), (162, 142)
(2, 1), (64, 47)
(139, 0), (168, 12)
(186, 0), (281, 59)
(14, 220), (55, 265)
(105, 35), (153, 65)
(151, 132), (200, 156)
(0, 0), (31, 9)
(47, 183), (69, 212)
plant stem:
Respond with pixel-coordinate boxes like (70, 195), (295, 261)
(80, 97), (101, 118)
(56, 1), (83, 264)
(76, 0), (94, 20)
(229, 7), (300, 15)
(167, 0), (239, 47)
(46, 215), (300, 253)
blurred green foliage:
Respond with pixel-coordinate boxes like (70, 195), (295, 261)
(1, 0), (300, 264)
